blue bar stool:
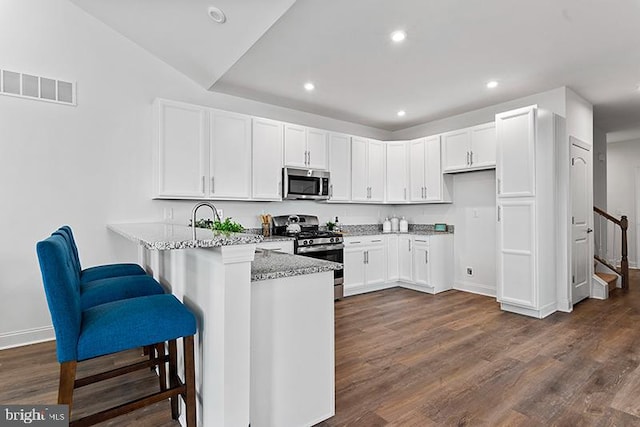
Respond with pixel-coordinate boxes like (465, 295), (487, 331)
(58, 226), (146, 283)
(37, 234), (197, 426)
(52, 227), (164, 310)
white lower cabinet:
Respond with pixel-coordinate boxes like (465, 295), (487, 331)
(344, 234), (453, 297)
(343, 236), (387, 295)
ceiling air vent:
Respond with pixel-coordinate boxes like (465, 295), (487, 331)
(1, 69), (76, 106)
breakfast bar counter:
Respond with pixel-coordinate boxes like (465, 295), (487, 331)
(108, 223), (337, 427)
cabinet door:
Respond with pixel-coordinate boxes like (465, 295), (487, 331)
(386, 142), (408, 203)
(307, 128), (328, 170)
(496, 106), (536, 198)
(328, 133), (351, 201)
(156, 100), (208, 198)
(252, 118), (283, 200)
(209, 110), (251, 199)
(497, 200), (536, 308)
(387, 235), (399, 281)
(368, 140), (385, 202)
(284, 124), (307, 168)
(409, 139), (426, 201)
(424, 135), (442, 201)
(398, 235), (413, 282)
(344, 245), (366, 289)
(412, 240), (430, 287)
(442, 129), (470, 172)
(351, 137), (369, 201)
(365, 243), (387, 285)
(470, 122), (496, 170)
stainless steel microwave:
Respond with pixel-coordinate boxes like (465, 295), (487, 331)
(283, 168), (330, 200)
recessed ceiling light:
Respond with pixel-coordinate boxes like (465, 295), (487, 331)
(390, 30), (407, 43)
(486, 80), (499, 89)
(304, 82), (315, 91)
(397, 110), (406, 117)
(208, 6), (226, 23)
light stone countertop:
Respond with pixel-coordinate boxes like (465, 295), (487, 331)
(108, 222), (263, 250)
(251, 249), (342, 282)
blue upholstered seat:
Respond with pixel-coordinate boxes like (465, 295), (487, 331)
(58, 226), (146, 283)
(52, 227), (164, 309)
(37, 233), (196, 363)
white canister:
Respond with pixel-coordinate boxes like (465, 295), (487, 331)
(390, 217), (399, 232)
(383, 218), (391, 233)
(399, 217), (409, 233)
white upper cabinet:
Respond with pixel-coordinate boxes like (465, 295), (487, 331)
(409, 136), (450, 202)
(209, 110), (252, 199)
(328, 133), (351, 201)
(442, 122), (496, 173)
(154, 99), (251, 200)
(252, 118), (283, 200)
(284, 124), (328, 170)
(385, 141), (409, 203)
(154, 99), (208, 199)
(351, 138), (384, 202)
(495, 107), (536, 198)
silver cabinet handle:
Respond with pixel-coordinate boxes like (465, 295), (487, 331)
(408, 239), (412, 252)
(466, 151), (470, 166)
(497, 178), (502, 195)
(424, 186), (427, 198)
(308, 151), (311, 166)
(371, 239), (382, 242)
(329, 184), (333, 198)
(425, 250), (429, 264)
(201, 176), (205, 193)
(470, 151), (473, 165)
(497, 206), (501, 222)
(211, 177), (215, 193)
(350, 241), (362, 244)
(366, 251), (369, 264)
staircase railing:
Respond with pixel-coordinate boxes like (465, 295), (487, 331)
(593, 206), (629, 290)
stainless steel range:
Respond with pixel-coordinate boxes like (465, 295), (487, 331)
(272, 214), (344, 299)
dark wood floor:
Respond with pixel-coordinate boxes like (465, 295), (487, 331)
(2, 273), (640, 426)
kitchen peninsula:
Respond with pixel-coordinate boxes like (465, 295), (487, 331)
(108, 223), (341, 427)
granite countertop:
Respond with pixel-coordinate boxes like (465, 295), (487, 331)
(257, 235), (296, 243)
(341, 230), (452, 237)
(251, 249), (342, 282)
(108, 223), (263, 250)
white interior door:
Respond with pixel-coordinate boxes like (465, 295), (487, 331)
(571, 138), (592, 304)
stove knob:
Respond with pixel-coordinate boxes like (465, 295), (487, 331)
(330, 238), (334, 243)
(303, 240), (308, 245)
(309, 239), (314, 245)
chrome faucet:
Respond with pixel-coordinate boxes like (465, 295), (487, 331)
(191, 202), (221, 240)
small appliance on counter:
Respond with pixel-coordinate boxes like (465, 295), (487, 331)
(390, 216), (399, 232)
(399, 217), (409, 233)
(272, 214), (344, 299)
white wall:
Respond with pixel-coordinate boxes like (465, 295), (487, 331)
(594, 127), (607, 210)
(607, 139), (640, 268)
(0, 0), (392, 348)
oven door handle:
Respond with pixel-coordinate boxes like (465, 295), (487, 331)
(296, 244), (345, 254)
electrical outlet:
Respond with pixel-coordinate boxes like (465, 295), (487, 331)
(466, 267), (473, 276)
(216, 208), (224, 219)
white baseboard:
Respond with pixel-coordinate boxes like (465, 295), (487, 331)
(343, 281), (396, 297)
(453, 281), (496, 298)
(0, 325), (55, 350)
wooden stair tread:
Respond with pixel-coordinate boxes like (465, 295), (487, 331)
(596, 272), (618, 283)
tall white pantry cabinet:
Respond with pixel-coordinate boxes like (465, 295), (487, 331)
(496, 105), (565, 319)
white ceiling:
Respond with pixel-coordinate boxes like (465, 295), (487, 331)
(72, 0), (640, 133)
